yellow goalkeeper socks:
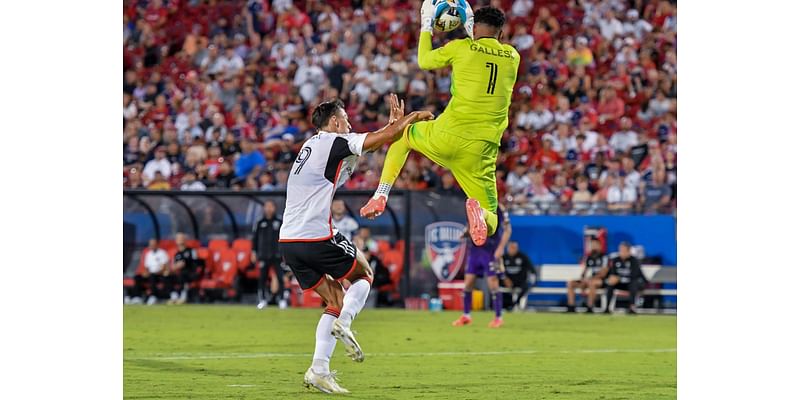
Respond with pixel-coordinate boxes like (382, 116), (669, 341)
(375, 133), (411, 198)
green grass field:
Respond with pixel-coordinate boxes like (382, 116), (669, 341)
(124, 306), (676, 399)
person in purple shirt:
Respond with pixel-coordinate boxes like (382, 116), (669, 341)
(452, 204), (512, 328)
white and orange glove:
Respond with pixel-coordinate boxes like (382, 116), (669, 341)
(454, 0), (475, 39)
(421, 0), (457, 34)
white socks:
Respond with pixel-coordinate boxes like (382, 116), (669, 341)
(311, 311), (338, 375)
(339, 279), (371, 329)
(310, 280), (371, 375)
(373, 182), (391, 199)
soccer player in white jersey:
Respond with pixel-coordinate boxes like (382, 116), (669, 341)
(279, 94), (432, 394)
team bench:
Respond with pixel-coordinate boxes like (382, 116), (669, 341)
(529, 264), (677, 312)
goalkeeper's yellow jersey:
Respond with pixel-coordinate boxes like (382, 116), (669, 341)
(418, 32), (520, 145)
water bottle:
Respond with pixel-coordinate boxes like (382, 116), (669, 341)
(429, 297), (443, 312)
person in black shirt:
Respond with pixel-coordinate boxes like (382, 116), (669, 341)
(566, 238), (608, 313)
(605, 241), (647, 314)
(221, 133), (242, 157)
(252, 200), (284, 309)
(354, 237), (392, 307)
(169, 232), (201, 304)
(210, 161), (235, 189)
(501, 241), (536, 311)
(437, 172), (463, 196)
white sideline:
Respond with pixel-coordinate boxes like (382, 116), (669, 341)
(127, 348), (676, 361)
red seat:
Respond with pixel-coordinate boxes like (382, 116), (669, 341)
(186, 239), (201, 249)
(232, 239), (255, 273)
(232, 238), (252, 252)
(200, 249), (238, 290)
(195, 248), (212, 279)
(379, 249), (404, 294)
(395, 240), (405, 254)
(376, 240), (391, 255)
(159, 239), (177, 252)
(207, 239), (229, 252)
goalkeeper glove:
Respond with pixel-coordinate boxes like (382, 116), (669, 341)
(421, 0), (452, 34)
(454, 0), (474, 39)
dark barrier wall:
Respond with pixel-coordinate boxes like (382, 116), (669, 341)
(509, 215), (677, 266)
(124, 191), (677, 298)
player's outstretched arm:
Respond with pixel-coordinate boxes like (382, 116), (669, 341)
(362, 111), (433, 152)
(359, 94), (432, 152)
(417, 1), (464, 70)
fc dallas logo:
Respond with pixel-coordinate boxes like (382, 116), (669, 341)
(425, 222), (467, 281)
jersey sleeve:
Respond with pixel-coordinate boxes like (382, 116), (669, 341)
(342, 133), (366, 156)
(324, 134), (366, 184)
(418, 33), (464, 70)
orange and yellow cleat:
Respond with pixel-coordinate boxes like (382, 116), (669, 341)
(451, 314), (473, 327)
(465, 199), (487, 246)
(488, 318), (504, 328)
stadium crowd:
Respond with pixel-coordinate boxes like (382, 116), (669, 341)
(123, 0), (677, 215)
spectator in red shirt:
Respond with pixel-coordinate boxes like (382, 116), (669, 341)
(504, 128), (531, 167)
(144, 94), (170, 128)
(280, 4), (311, 30)
(597, 88), (625, 126)
(532, 22), (553, 54)
(144, 0), (168, 29)
(533, 138), (562, 168)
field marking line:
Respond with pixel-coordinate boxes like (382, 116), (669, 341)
(126, 348), (676, 361)
(226, 384), (257, 387)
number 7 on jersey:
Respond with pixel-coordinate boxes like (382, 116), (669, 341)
(485, 62), (498, 95)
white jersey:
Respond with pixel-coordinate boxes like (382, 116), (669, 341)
(279, 131), (366, 241)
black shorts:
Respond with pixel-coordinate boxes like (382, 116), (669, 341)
(611, 281), (639, 291)
(279, 233), (358, 290)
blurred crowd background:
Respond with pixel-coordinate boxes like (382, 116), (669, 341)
(123, 0), (677, 215)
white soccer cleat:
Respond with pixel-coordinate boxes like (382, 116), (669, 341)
(146, 295), (157, 306)
(331, 319), (364, 362)
(303, 367), (350, 394)
(256, 300), (267, 310)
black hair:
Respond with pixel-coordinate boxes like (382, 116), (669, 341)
(474, 6), (505, 29)
(311, 98), (345, 129)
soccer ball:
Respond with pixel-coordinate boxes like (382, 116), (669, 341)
(434, 1), (462, 32)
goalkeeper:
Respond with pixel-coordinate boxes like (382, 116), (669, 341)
(360, 1), (519, 246)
